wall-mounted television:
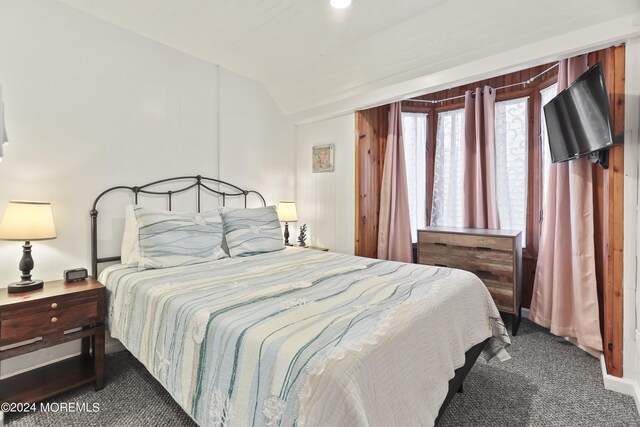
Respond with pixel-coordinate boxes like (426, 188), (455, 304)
(543, 62), (616, 166)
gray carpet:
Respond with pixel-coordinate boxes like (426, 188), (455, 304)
(438, 319), (639, 426)
(5, 319), (639, 426)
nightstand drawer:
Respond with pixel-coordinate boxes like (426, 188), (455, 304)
(1, 295), (96, 319)
(0, 299), (99, 346)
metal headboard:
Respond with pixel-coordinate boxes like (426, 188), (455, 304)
(90, 175), (266, 277)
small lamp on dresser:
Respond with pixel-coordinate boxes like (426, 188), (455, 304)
(276, 201), (298, 246)
(0, 200), (57, 293)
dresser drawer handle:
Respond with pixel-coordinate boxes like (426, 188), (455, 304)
(476, 246), (492, 251)
(476, 269), (492, 275)
(51, 303), (58, 309)
(434, 243), (447, 247)
(51, 317), (58, 323)
(435, 263), (448, 268)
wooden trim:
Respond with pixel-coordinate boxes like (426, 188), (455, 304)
(602, 45), (625, 378)
(531, 73), (558, 246)
(427, 107), (436, 225)
(537, 76), (558, 91)
(496, 88), (533, 101)
(526, 94), (535, 253)
(400, 103), (432, 114)
(435, 102), (465, 113)
(530, 88), (542, 256)
(399, 103), (436, 224)
(354, 112), (361, 255)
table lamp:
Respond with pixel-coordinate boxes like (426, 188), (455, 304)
(0, 201), (57, 293)
(276, 201), (297, 246)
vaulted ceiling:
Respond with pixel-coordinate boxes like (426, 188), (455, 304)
(57, 0), (640, 119)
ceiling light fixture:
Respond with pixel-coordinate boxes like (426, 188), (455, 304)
(330, 0), (351, 9)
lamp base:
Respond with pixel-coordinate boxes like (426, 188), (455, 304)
(7, 279), (44, 294)
(283, 222), (291, 245)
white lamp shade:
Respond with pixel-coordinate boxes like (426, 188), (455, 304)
(277, 201), (298, 222)
(0, 201), (57, 241)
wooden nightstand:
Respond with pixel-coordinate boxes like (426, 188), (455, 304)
(298, 245), (329, 252)
(0, 278), (105, 404)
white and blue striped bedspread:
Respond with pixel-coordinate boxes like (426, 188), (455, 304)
(100, 247), (510, 427)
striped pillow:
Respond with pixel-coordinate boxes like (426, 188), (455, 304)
(135, 207), (226, 269)
(221, 206), (284, 257)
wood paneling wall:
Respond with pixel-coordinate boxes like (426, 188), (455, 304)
(355, 105), (390, 258)
(355, 46), (625, 377)
(589, 46), (625, 378)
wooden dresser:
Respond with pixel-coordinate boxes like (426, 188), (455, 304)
(417, 226), (522, 335)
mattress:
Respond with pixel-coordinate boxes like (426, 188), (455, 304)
(100, 247), (510, 427)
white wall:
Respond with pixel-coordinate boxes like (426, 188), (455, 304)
(620, 37), (640, 405)
(0, 0), (293, 377)
(219, 69), (295, 207)
(295, 114), (355, 254)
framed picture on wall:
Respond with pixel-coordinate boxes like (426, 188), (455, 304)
(312, 144), (335, 173)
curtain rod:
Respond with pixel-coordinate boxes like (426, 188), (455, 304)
(404, 62), (559, 105)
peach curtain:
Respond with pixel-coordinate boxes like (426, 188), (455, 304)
(377, 102), (412, 262)
(463, 86), (500, 229)
(529, 55), (603, 351)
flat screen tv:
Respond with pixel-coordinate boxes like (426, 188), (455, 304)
(543, 62), (614, 164)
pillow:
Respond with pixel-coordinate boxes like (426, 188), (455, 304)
(218, 207), (234, 256)
(221, 206), (284, 257)
(135, 207), (226, 269)
(121, 205), (141, 267)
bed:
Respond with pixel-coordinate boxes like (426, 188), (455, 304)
(91, 176), (510, 427)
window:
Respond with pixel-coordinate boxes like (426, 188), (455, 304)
(430, 100), (529, 248)
(540, 84), (558, 211)
(495, 97), (529, 248)
(401, 112), (427, 243)
(431, 108), (465, 227)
